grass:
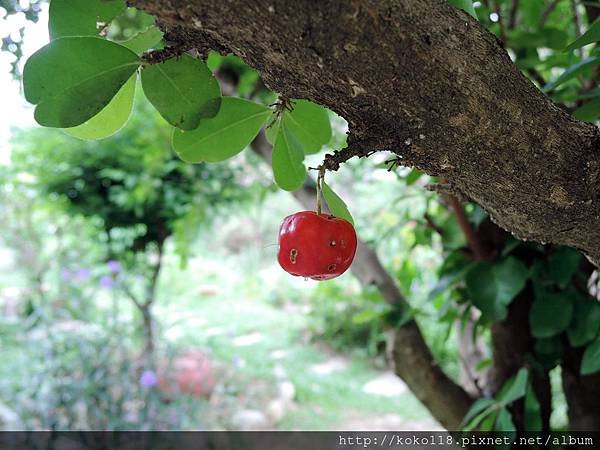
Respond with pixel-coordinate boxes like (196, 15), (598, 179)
(155, 266), (433, 430)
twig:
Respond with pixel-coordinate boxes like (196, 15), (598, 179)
(121, 283), (143, 312)
(424, 213), (444, 236)
(315, 165), (325, 214)
(527, 68), (547, 87)
(584, 1), (600, 24)
(572, 0), (585, 59)
(142, 46), (190, 64)
(445, 194), (489, 261)
(322, 141), (372, 171)
(539, 0), (561, 28)
(580, 1), (600, 95)
(508, 0), (519, 30)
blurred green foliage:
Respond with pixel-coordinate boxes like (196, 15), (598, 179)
(10, 92), (255, 265)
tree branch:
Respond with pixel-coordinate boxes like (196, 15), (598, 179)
(572, 0), (585, 59)
(508, 0), (519, 30)
(132, 0), (600, 265)
(539, 0), (561, 28)
(445, 194), (490, 261)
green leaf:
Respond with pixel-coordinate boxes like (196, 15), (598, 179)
(63, 74), (136, 140)
(576, 86), (600, 101)
(447, 0), (477, 19)
(429, 253), (475, 300)
(530, 290), (574, 338)
(480, 409), (500, 432)
(121, 25), (164, 55)
(466, 257), (529, 322)
(495, 407), (516, 432)
(546, 247), (582, 288)
(501, 239), (522, 257)
(141, 54), (221, 130)
(440, 215), (467, 250)
(573, 97), (600, 122)
(322, 182), (354, 225)
(265, 116), (280, 145)
(405, 169), (424, 185)
(567, 295), (600, 347)
(464, 405), (498, 431)
(497, 368), (528, 405)
(461, 397), (496, 429)
(543, 57), (600, 92)
(475, 358), (493, 371)
(272, 122), (306, 191)
(23, 37), (140, 128)
(352, 308), (385, 325)
(397, 258), (417, 296)
(524, 382), (542, 432)
(172, 97), (271, 163)
(534, 337), (563, 370)
(49, 0), (126, 40)
(566, 17), (600, 51)
(581, 339), (600, 375)
(206, 51), (224, 71)
(511, 27), (569, 50)
(282, 100), (332, 154)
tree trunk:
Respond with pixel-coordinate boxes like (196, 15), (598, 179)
(132, 0), (600, 265)
(141, 305), (155, 357)
(561, 344), (600, 430)
(141, 243), (164, 362)
(488, 287), (552, 433)
(390, 321), (473, 430)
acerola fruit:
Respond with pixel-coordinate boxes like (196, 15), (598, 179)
(277, 211), (357, 280)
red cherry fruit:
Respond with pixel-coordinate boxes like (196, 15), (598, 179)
(277, 211), (357, 280)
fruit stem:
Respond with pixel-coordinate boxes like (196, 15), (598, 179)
(316, 165), (325, 215)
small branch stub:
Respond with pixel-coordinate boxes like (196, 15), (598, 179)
(141, 46), (189, 65)
(316, 165), (326, 215)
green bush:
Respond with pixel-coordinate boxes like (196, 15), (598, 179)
(307, 282), (389, 358)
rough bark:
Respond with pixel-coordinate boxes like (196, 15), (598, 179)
(250, 130), (472, 430)
(131, 0), (600, 264)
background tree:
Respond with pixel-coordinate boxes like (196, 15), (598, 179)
(10, 96), (254, 361)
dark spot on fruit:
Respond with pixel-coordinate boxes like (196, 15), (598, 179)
(330, 240), (336, 247)
(328, 264), (336, 271)
(327, 216), (335, 220)
(290, 248), (298, 264)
